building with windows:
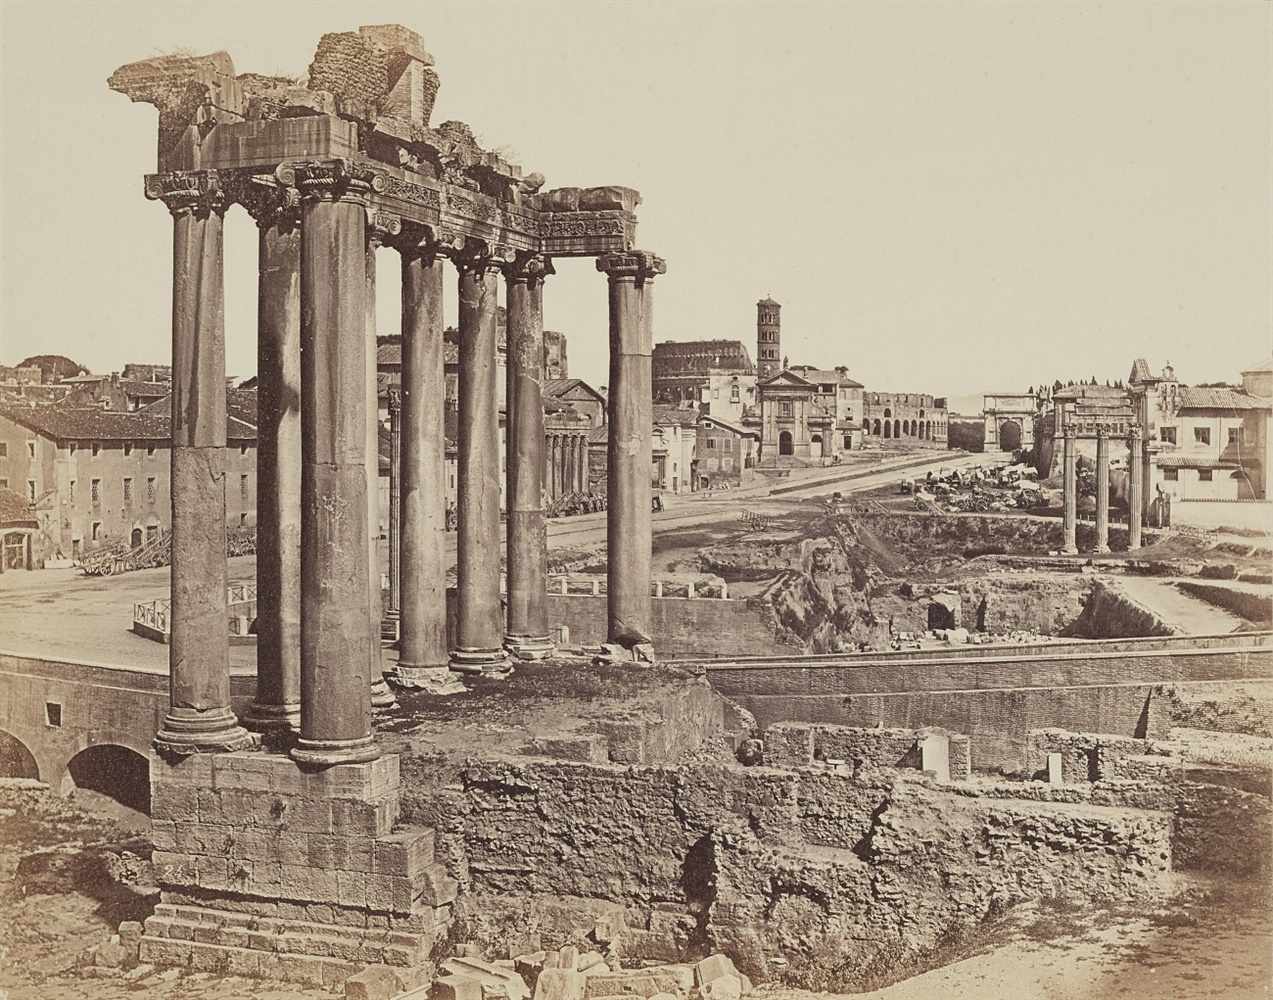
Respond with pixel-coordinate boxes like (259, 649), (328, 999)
(757, 366), (864, 464)
(0, 392), (257, 561)
(696, 414), (760, 488)
(651, 338), (757, 424)
(1132, 359), (1273, 501)
(652, 405), (699, 495)
(861, 392), (948, 448)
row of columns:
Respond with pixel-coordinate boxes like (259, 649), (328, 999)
(149, 166), (664, 764)
(547, 432), (589, 501)
(1061, 426), (1143, 555)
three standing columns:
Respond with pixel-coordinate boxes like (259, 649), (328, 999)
(396, 245), (451, 684)
(151, 174), (253, 755)
(291, 164), (378, 766)
(1094, 428), (1110, 554)
(598, 251), (666, 648)
(449, 248), (510, 675)
(1061, 428), (1078, 555)
(504, 253), (555, 659)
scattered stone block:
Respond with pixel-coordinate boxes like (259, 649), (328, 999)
(533, 968), (586, 1000)
(1047, 752), (1064, 786)
(345, 964), (405, 1000)
(701, 975), (742, 1000)
(576, 951), (605, 973)
(920, 733), (951, 783)
(434, 973), (484, 1000)
(693, 955), (737, 989)
(442, 957), (530, 1000)
(93, 939), (130, 968)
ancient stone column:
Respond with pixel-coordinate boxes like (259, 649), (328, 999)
(291, 161), (378, 766)
(550, 435), (561, 501)
(1094, 427), (1110, 554)
(146, 171), (252, 755)
(1062, 428), (1078, 555)
(598, 251), (666, 650)
(504, 253), (554, 660)
(1128, 426), (1144, 549)
(243, 183), (302, 737)
(397, 243), (452, 686)
(579, 435), (590, 492)
(365, 220), (397, 710)
(387, 388), (402, 619)
(450, 247), (510, 674)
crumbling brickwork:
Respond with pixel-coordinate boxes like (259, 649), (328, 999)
(763, 722), (972, 780)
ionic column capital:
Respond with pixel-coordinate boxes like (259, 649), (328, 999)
(451, 240), (512, 277)
(144, 169), (227, 218)
(1095, 425), (1108, 440)
(281, 158), (381, 205)
(1128, 425), (1143, 444)
(387, 386), (402, 416)
(366, 209), (403, 248)
(503, 252), (555, 287)
(597, 250), (666, 283)
(226, 170), (301, 229)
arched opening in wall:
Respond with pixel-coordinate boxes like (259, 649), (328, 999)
(778, 431), (794, 456)
(883, 408), (892, 419)
(883, 421), (891, 438)
(62, 744), (151, 818)
(810, 434), (822, 449)
(873, 419), (881, 435)
(926, 421), (933, 439)
(130, 527), (143, 549)
(843, 433), (852, 450)
(0, 730), (39, 779)
(999, 420), (1022, 452)
(904, 420), (912, 436)
(893, 419), (901, 439)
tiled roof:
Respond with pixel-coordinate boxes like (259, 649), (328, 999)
(700, 414), (758, 438)
(0, 399), (256, 442)
(652, 403), (700, 427)
(793, 368), (864, 388)
(1176, 387), (1271, 411)
(544, 379), (605, 404)
(0, 487), (38, 528)
(1156, 455), (1251, 469)
(1241, 356), (1273, 374)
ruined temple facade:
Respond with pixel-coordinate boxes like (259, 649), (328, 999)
(109, 23), (664, 987)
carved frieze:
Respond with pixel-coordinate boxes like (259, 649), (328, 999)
(143, 169), (226, 217)
(282, 158), (382, 203)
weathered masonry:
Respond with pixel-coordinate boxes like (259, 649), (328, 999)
(107, 23), (664, 987)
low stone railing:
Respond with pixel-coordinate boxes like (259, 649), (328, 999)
(545, 574), (729, 599)
(132, 583), (258, 643)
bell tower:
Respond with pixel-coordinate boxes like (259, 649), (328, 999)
(757, 297), (781, 379)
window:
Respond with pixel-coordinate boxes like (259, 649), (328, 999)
(91, 478), (101, 503)
(240, 512), (248, 527)
(45, 702), (62, 728)
(69, 443), (77, 456)
(0, 442), (6, 458)
(706, 438), (717, 450)
(123, 442), (133, 457)
(26, 480), (36, 501)
(1194, 427), (1211, 446)
(146, 446), (156, 458)
(27, 441), (35, 459)
(1198, 469), (1213, 482)
(91, 521), (101, 540)
(240, 474), (249, 503)
(712, 388), (720, 399)
(780, 401), (793, 417)
(69, 480), (76, 502)
(730, 385), (740, 403)
(123, 477), (133, 504)
(240, 444), (248, 456)
(1228, 427), (1243, 445)
(1164, 468), (1179, 481)
(1160, 427), (1177, 444)
(146, 476), (156, 503)
(91, 442), (100, 457)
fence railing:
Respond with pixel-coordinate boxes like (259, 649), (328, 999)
(546, 574), (729, 599)
(133, 583), (258, 638)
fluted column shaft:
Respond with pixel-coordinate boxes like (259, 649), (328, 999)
(1062, 429), (1078, 554)
(450, 253), (510, 673)
(398, 248), (451, 677)
(148, 173), (251, 754)
(1094, 428), (1110, 554)
(1128, 427), (1144, 549)
(598, 251), (666, 648)
(504, 254), (554, 659)
(246, 197), (302, 736)
(292, 165), (378, 766)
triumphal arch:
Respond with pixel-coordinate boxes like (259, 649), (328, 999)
(107, 24), (664, 984)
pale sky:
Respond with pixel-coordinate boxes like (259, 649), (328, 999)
(1, 0), (1270, 406)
